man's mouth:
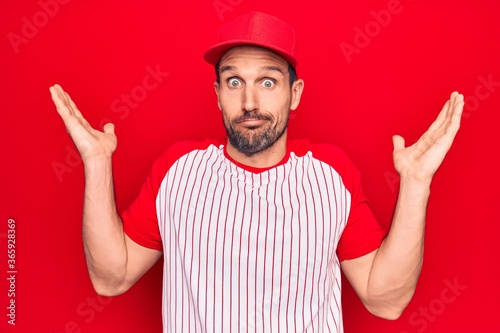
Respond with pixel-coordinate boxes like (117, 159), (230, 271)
(238, 119), (267, 128)
(234, 113), (272, 125)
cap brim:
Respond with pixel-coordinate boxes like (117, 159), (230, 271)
(204, 40), (297, 68)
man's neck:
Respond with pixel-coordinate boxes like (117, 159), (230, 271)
(225, 134), (288, 169)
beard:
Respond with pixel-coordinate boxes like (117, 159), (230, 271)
(223, 110), (289, 156)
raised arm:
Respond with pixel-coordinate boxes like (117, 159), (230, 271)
(50, 84), (162, 296)
(341, 91), (464, 319)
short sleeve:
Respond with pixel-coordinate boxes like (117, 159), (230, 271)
(310, 143), (388, 261)
(121, 154), (166, 251)
(336, 172), (387, 261)
(121, 139), (222, 251)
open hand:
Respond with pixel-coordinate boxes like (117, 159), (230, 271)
(392, 91), (464, 184)
(50, 84), (117, 163)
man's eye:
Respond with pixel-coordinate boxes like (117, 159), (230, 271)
(229, 78), (241, 87)
(262, 79), (275, 88)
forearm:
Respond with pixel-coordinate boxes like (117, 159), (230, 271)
(82, 158), (127, 294)
(367, 177), (430, 316)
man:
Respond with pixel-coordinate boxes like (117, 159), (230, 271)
(50, 11), (464, 333)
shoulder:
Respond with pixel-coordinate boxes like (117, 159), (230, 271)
(148, 138), (224, 183)
(289, 139), (362, 190)
(289, 139), (356, 171)
(161, 139), (224, 163)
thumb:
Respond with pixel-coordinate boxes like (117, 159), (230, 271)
(392, 135), (405, 152)
(103, 123), (115, 135)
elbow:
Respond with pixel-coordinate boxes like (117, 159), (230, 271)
(92, 285), (124, 297)
(366, 305), (405, 320)
(364, 289), (415, 320)
(90, 276), (130, 297)
(87, 262), (131, 296)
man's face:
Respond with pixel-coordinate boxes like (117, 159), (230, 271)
(214, 46), (303, 156)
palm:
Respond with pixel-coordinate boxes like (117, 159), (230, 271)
(50, 84), (117, 162)
(393, 92), (464, 183)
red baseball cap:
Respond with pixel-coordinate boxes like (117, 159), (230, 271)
(204, 11), (298, 68)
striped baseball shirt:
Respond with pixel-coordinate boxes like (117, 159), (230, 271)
(122, 139), (387, 333)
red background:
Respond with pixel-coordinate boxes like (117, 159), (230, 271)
(1, 0), (499, 332)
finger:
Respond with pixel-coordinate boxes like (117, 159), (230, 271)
(450, 92), (463, 118)
(423, 92), (460, 144)
(54, 85), (91, 123)
(449, 91), (459, 111)
(54, 85), (81, 119)
(50, 85), (73, 120)
(445, 95), (464, 136)
(441, 92), (463, 131)
(437, 91), (456, 126)
(425, 94), (464, 149)
(447, 91), (460, 122)
(52, 84), (70, 107)
(56, 86), (93, 128)
(103, 123), (115, 135)
(50, 84), (65, 102)
(427, 99), (450, 133)
(64, 91), (86, 120)
(59, 88), (75, 114)
(51, 84), (77, 118)
(392, 135), (405, 152)
(440, 91), (459, 127)
(453, 93), (464, 116)
(51, 85), (93, 133)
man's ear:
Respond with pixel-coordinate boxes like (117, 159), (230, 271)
(214, 81), (221, 110)
(290, 79), (304, 111)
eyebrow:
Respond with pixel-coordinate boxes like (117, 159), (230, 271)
(220, 65), (235, 75)
(260, 65), (285, 75)
(219, 65), (285, 76)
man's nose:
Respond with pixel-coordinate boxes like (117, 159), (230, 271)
(242, 84), (259, 112)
